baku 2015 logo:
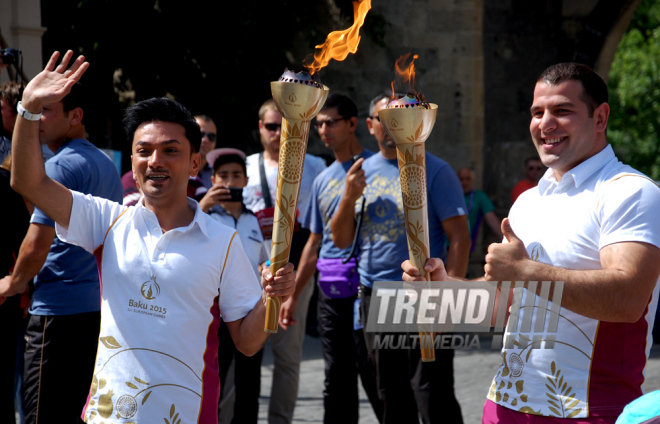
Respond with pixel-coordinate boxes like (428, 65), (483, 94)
(141, 276), (161, 300)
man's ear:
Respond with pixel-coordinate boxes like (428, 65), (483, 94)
(594, 102), (610, 133)
(348, 116), (358, 131)
(366, 117), (375, 135)
(190, 151), (201, 177)
(69, 107), (83, 126)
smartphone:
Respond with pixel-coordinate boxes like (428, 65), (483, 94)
(228, 187), (243, 202)
(351, 155), (361, 165)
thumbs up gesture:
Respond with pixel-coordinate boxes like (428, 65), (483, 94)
(484, 218), (531, 281)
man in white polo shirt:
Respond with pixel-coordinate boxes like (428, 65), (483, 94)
(403, 62), (660, 423)
(2, 50), (295, 424)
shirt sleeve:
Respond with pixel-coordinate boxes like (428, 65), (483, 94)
(31, 157), (79, 227)
(598, 176), (660, 250)
(55, 190), (126, 254)
(302, 174), (325, 234)
(219, 233), (263, 322)
(477, 191), (496, 214)
(428, 160), (467, 221)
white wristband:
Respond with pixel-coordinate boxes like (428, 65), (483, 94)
(17, 101), (42, 121)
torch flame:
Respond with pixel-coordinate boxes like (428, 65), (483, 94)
(391, 53), (419, 98)
(304, 0), (372, 75)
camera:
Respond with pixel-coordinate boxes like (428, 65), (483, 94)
(0, 48), (21, 66)
(228, 187), (243, 202)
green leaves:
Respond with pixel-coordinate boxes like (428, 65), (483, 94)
(608, 0), (660, 180)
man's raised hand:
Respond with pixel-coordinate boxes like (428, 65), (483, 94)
(21, 51), (89, 111)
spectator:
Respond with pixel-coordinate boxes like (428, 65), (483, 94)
(243, 98), (326, 424)
(1, 81), (55, 165)
(195, 114), (218, 189)
(282, 93), (383, 423)
(331, 91), (470, 423)
(206, 147), (268, 424)
(0, 154), (31, 424)
(457, 167), (503, 252)
(510, 156), (543, 203)
(0, 72), (122, 423)
(0, 81), (21, 163)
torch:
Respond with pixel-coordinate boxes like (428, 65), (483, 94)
(263, 0), (371, 333)
(378, 56), (438, 361)
(264, 72), (329, 333)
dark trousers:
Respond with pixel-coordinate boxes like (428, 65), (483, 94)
(360, 285), (464, 424)
(218, 319), (263, 424)
(0, 294), (23, 423)
(23, 311), (101, 424)
(318, 288), (383, 423)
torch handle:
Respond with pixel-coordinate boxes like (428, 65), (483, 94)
(263, 118), (310, 333)
(396, 142), (435, 362)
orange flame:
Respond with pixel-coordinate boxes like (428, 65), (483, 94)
(391, 53), (419, 98)
(304, 0), (372, 75)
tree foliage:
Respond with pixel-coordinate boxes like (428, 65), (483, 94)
(608, 0), (660, 179)
(39, 0), (385, 173)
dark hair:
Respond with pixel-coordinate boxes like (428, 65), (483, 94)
(0, 81), (22, 113)
(321, 93), (358, 119)
(537, 63), (608, 117)
(123, 97), (201, 153)
(212, 154), (247, 176)
(368, 90), (406, 116)
(524, 156), (541, 167)
(59, 82), (87, 124)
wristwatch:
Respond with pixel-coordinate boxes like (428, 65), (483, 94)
(17, 101), (42, 121)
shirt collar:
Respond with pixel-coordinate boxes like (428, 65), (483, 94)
(538, 144), (615, 192)
(136, 196), (212, 239)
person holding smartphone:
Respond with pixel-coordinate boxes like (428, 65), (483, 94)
(206, 147), (269, 424)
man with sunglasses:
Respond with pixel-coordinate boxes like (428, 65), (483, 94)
(510, 156), (543, 203)
(243, 98), (327, 424)
(195, 114), (217, 188)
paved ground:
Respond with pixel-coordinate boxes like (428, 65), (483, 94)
(255, 334), (660, 423)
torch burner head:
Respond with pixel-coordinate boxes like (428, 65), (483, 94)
(387, 92), (430, 109)
(278, 69), (323, 89)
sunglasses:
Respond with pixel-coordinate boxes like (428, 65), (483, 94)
(314, 117), (349, 129)
(201, 132), (217, 142)
(264, 123), (281, 131)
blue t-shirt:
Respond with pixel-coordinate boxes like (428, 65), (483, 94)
(303, 149), (375, 259)
(356, 152), (466, 288)
(30, 138), (123, 315)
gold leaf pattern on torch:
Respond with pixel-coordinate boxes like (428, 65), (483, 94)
(396, 143), (427, 211)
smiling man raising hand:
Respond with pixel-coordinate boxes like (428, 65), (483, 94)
(6, 51), (295, 424)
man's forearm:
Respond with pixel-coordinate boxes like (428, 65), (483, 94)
(2, 224), (52, 296)
(445, 233), (471, 278)
(330, 197), (357, 249)
(510, 260), (654, 323)
(231, 298), (270, 356)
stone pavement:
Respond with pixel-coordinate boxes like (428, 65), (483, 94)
(257, 335), (660, 423)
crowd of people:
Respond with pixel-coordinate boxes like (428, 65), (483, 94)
(0, 49), (659, 424)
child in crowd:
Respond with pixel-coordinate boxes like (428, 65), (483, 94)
(207, 148), (268, 424)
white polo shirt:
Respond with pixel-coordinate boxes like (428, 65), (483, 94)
(488, 145), (660, 419)
(56, 191), (261, 424)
